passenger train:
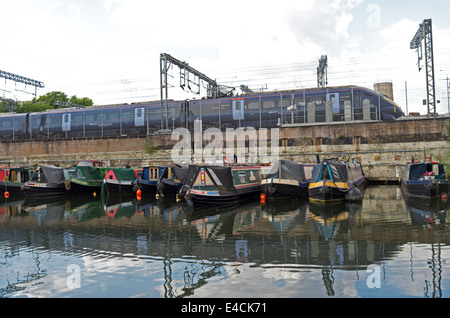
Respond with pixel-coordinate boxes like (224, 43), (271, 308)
(0, 85), (403, 140)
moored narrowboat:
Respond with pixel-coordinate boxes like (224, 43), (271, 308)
(400, 159), (450, 199)
(261, 160), (313, 199)
(187, 165), (262, 206)
(65, 165), (108, 196)
(132, 166), (166, 194)
(0, 166), (34, 197)
(308, 158), (366, 203)
(21, 165), (70, 196)
(102, 168), (140, 194)
(157, 165), (198, 198)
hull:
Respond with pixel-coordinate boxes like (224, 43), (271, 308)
(21, 183), (68, 196)
(133, 179), (158, 193)
(401, 179), (450, 199)
(158, 178), (183, 195)
(261, 179), (308, 199)
(103, 179), (134, 194)
(189, 185), (261, 206)
(0, 182), (27, 196)
(308, 179), (366, 203)
(66, 180), (101, 196)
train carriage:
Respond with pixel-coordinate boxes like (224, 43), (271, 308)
(0, 85), (404, 141)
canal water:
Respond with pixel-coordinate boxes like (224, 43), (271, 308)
(0, 185), (449, 299)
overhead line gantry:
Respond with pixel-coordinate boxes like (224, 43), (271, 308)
(159, 53), (233, 131)
(410, 19), (436, 117)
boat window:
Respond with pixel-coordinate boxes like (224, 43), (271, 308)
(410, 165), (429, 180)
(304, 166), (313, 180)
(281, 165), (295, 180)
(321, 166), (330, 180)
(238, 171), (246, 183)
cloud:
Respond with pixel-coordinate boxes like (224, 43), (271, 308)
(286, 0), (363, 55)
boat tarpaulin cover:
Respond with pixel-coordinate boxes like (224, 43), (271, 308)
(265, 160), (306, 182)
(74, 166), (102, 181)
(40, 165), (66, 185)
(199, 166), (236, 192)
(173, 165), (199, 186)
(311, 160), (349, 182)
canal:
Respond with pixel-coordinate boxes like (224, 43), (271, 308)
(0, 185), (449, 298)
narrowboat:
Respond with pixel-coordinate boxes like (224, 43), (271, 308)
(308, 159), (366, 203)
(21, 165), (70, 196)
(187, 165), (262, 206)
(102, 168), (140, 194)
(400, 159), (450, 199)
(0, 166), (33, 197)
(132, 166), (165, 194)
(65, 165), (108, 196)
(157, 165), (198, 197)
(261, 160), (313, 199)
(172, 164), (199, 200)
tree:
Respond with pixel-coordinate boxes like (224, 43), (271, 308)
(0, 91), (95, 113)
(34, 91), (69, 106)
(16, 100), (53, 113)
(69, 95), (94, 107)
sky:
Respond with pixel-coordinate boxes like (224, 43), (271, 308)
(1, 0), (450, 115)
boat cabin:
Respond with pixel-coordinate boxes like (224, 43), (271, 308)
(403, 161), (446, 181)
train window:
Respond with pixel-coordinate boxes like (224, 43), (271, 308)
(34, 117), (46, 126)
(13, 117), (25, 126)
(246, 101), (259, 110)
(199, 100), (219, 114)
(86, 114), (96, 121)
(305, 94), (325, 105)
(189, 101), (201, 118)
(50, 115), (61, 125)
(340, 93), (352, 107)
(353, 90), (360, 107)
(108, 111), (119, 120)
(73, 114), (83, 122)
(281, 96), (291, 109)
(121, 110), (133, 119)
(1, 119), (11, 128)
(263, 100), (276, 109)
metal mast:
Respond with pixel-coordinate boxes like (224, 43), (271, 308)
(317, 55), (328, 88)
(159, 53), (233, 131)
(410, 19), (436, 117)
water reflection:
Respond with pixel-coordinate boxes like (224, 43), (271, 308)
(0, 185), (449, 298)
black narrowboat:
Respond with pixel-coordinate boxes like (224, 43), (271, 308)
(400, 159), (450, 199)
(261, 160), (313, 199)
(187, 165), (262, 206)
(21, 165), (70, 196)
